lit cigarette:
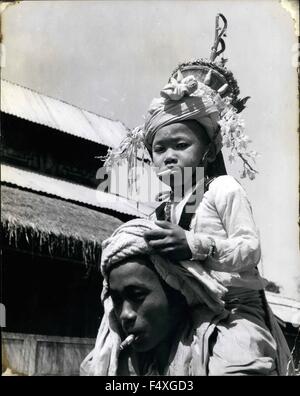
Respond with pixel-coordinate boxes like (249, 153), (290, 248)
(119, 334), (136, 351)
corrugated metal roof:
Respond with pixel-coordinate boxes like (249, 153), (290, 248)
(266, 292), (300, 326)
(1, 164), (153, 218)
(1, 79), (128, 148)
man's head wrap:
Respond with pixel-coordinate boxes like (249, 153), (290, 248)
(101, 218), (227, 306)
(81, 218), (228, 376)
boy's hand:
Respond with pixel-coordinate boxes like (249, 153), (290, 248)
(144, 220), (192, 261)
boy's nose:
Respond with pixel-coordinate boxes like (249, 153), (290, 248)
(164, 149), (178, 165)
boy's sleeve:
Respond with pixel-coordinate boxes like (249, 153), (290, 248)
(185, 177), (261, 273)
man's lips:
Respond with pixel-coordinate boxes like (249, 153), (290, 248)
(119, 331), (144, 350)
(125, 330), (143, 339)
(128, 328), (145, 341)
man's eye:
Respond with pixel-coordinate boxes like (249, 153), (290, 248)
(111, 295), (122, 307)
(130, 292), (146, 303)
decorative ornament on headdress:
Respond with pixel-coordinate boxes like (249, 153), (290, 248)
(102, 14), (259, 182)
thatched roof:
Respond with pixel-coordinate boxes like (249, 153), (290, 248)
(1, 185), (123, 266)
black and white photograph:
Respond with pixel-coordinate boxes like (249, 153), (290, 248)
(1, 0), (299, 378)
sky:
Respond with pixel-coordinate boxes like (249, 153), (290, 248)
(1, 0), (299, 299)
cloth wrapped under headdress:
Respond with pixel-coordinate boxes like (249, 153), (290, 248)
(80, 218), (228, 376)
(143, 73), (223, 159)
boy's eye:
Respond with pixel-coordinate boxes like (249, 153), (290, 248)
(176, 142), (189, 149)
(153, 146), (165, 153)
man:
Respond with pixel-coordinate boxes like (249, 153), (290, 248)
(80, 219), (292, 376)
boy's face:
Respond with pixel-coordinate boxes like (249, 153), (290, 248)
(151, 122), (208, 187)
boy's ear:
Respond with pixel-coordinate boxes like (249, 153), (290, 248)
(202, 145), (217, 165)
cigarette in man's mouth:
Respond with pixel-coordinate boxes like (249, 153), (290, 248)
(119, 334), (136, 351)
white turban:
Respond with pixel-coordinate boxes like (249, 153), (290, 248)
(80, 219), (227, 376)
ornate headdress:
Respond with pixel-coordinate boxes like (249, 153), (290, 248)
(103, 14), (259, 182)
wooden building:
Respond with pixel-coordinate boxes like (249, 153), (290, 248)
(0, 79), (147, 375)
(266, 292), (300, 372)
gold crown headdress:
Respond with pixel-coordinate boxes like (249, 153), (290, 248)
(102, 14), (259, 181)
(171, 14), (249, 114)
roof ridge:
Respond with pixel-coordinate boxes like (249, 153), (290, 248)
(1, 78), (128, 127)
(266, 291), (300, 306)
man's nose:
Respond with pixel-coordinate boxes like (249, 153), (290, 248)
(164, 148), (178, 165)
(120, 301), (136, 326)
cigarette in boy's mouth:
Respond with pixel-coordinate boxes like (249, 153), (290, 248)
(119, 334), (136, 351)
(157, 168), (179, 177)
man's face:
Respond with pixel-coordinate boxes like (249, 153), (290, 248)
(109, 259), (174, 352)
(151, 121), (208, 187)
